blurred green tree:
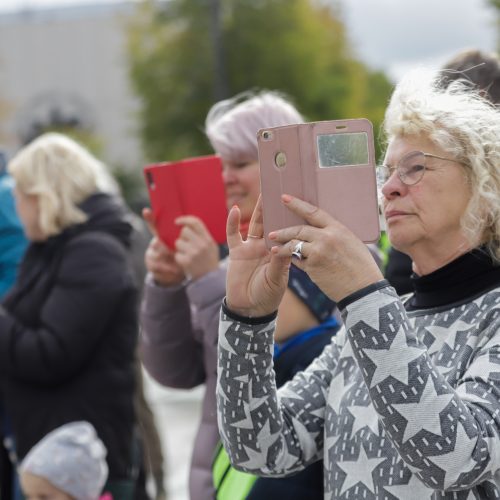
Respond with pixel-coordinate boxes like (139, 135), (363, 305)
(126, 0), (393, 162)
(488, 0), (500, 12)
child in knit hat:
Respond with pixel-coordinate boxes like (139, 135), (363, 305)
(19, 421), (110, 500)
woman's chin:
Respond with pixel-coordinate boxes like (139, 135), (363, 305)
(387, 231), (414, 255)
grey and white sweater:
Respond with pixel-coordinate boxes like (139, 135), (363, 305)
(217, 262), (500, 499)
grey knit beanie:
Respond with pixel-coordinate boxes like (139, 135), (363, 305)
(20, 421), (108, 500)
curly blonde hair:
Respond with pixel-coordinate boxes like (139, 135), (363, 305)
(383, 68), (500, 262)
(8, 133), (118, 237)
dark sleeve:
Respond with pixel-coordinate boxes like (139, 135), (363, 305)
(0, 233), (134, 385)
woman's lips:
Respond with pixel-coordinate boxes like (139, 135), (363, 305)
(226, 193), (245, 206)
(384, 210), (410, 221)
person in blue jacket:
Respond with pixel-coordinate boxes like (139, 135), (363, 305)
(0, 150), (28, 298)
(0, 149), (28, 500)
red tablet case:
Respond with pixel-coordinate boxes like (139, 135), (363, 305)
(144, 155), (227, 248)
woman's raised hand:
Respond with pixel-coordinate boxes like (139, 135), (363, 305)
(225, 197), (290, 318)
(143, 208), (185, 286)
(174, 215), (220, 280)
(143, 208), (219, 283)
(269, 195), (383, 303)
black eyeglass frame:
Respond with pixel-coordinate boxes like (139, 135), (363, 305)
(376, 151), (459, 187)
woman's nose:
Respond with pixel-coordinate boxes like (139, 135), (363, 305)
(381, 170), (407, 199)
(222, 167), (236, 184)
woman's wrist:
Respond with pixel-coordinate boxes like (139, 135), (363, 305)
(222, 298), (278, 325)
(187, 260), (219, 281)
(146, 272), (186, 289)
(337, 279), (391, 310)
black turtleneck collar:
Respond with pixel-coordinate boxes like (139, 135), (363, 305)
(406, 247), (500, 311)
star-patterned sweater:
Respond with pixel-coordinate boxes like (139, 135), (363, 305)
(217, 249), (500, 499)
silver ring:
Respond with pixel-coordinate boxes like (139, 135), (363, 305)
(247, 234), (261, 239)
(292, 241), (304, 260)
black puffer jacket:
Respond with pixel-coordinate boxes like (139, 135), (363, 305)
(0, 193), (138, 479)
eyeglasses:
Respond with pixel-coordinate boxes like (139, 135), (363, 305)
(376, 151), (458, 187)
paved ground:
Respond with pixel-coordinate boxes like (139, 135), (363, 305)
(142, 370), (204, 500)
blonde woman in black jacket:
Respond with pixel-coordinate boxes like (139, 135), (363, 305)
(2, 133), (138, 498)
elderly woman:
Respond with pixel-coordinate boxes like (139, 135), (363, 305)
(217, 69), (500, 498)
(2, 133), (138, 497)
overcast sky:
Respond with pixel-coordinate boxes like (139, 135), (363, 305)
(0, 0), (497, 81)
(341, 0), (497, 80)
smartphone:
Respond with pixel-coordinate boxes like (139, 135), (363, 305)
(143, 155), (227, 248)
(258, 118), (380, 248)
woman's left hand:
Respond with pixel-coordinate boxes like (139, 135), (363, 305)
(269, 194), (384, 303)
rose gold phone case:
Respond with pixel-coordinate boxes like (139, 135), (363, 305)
(258, 119), (380, 248)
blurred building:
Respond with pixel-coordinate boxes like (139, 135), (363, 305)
(0, 1), (143, 168)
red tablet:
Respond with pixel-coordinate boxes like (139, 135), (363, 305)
(144, 155), (227, 248)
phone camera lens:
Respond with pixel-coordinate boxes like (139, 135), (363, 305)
(262, 130), (273, 141)
(146, 171), (155, 190)
(275, 152), (287, 168)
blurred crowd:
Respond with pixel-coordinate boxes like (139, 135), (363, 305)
(0, 47), (498, 500)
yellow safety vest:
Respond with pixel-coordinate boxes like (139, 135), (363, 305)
(212, 442), (257, 500)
